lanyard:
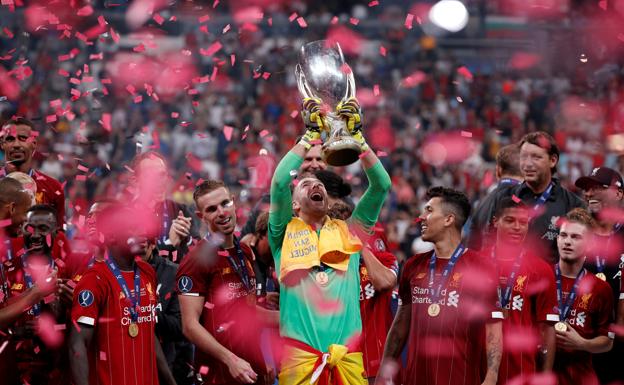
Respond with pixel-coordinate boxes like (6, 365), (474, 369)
(0, 238), (11, 302)
(555, 264), (585, 320)
(159, 202), (170, 245)
(105, 255), (140, 323)
(499, 178), (520, 187)
(428, 244), (465, 303)
(492, 248), (524, 308)
(531, 182), (554, 211)
(226, 238), (251, 291)
(21, 253), (54, 316)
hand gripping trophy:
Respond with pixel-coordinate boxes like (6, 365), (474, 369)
(296, 40), (364, 166)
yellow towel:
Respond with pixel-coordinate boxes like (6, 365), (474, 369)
(280, 217), (362, 282)
(279, 340), (367, 385)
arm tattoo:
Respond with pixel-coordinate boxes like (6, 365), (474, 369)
(485, 322), (502, 374)
(383, 305), (411, 359)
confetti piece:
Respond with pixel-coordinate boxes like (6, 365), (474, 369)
(369, 0), (379, 6)
(153, 13), (164, 25)
(457, 66), (473, 81)
(405, 13), (414, 29)
(200, 41), (222, 57)
(349, 17), (359, 25)
(379, 45), (387, 56)
(296, 17), (307, 28)
(198, 14), (210, 23)
(223, 125), (233, 141)
(100, 351), (107, 361)
(373, 84), (380, 96)
(76, 5), (93, 16)
(289, 12), (298, 22)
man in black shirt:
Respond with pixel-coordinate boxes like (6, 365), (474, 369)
(575, 166), (624, 385)
(469, 132), (584, 262)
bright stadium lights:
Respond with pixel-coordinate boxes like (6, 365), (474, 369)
(428, 0), (469, 33)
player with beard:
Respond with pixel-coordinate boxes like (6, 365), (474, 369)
(0, 118), (65, 226)
(553, 208), (614, 385)
(0, 181), (58, 385)
(574, 167), (624, 385)
(487, 198), (559, 385)
(270, 98), (391, 384)
(69, 203), (176, 385)
(177, 180), (275, 385)
(377, 187), (503, 385)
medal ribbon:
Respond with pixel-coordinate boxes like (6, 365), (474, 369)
(105, 255), (140, 323)
(1, 238), (12, 301)
(555, 264), (585, 320)
(158, 201), (170, 246)
(226, 238), (251, 291)
(531, 182), (554, 212)
(492, 249), (524, 309)
(428, 244), (465, 303)
(499, 178), (520, 187)
(21, 253), (54, 316)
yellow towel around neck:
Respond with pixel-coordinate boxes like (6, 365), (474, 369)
(280, 216), (362, 282)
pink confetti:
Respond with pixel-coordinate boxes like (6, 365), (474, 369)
(153, 13), (164, 25)
(100, 351), (107, 361)
(405, 13), (414, 29)
(100, 113), (112, 132)
(259, 129), (269, 138)
(373, 84), (380, 96)
(288, 12), (298, 22)
(199, 366), (209, 375)
(223, 125), (233, 141)
(369, 0), (379, 6)
(198, 14), (210, 23)
(200, 41), (222, 57)
(379, 45), (387, 56)
(76, 5), (93, 16)
(97, 15), (107, 27)
(296, 17), (307, 28)
(349, 17), (360, 25)
(457, 66), (473, 81)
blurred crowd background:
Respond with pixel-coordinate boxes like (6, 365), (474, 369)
(1, 0), (624, 261)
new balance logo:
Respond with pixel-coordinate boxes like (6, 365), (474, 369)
(447, 290), (459, 307)
(512, 295), (524, 311)
(576, 312), (586, 327)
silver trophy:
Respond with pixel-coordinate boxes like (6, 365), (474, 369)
(296, 40), (361, 166)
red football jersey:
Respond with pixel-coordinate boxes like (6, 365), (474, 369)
(71, 259), (160, 385)
(32, 169), (65, 226)
(492, 252), (560, 385)
(553, 272), (614, 385)
(359, 232), (399, 377)
(398, 249), (502, 385)
(176, 240), (268, 385)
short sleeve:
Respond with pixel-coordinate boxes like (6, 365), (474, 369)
(374, 250), (399, 276)
(533, 260), (560, 323)
(398, 257), (417, 305)
(71, 271), (105, 327)
(175, 242), (212, 297)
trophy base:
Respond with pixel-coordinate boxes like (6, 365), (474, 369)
(322, 138), (362, 167)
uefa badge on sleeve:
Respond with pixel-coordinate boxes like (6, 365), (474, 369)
(78, 290), (95, 307)
(178, 276), (193, 293)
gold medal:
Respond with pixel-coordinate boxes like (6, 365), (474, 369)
(128, 322), (139, 338)
(596, 272), (606, 281)
(427, 303), (441, 317)
(554, 322), (567, 332)
(315, 271), (329, 286)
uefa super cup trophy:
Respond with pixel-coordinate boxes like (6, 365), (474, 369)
(296, 40), (361, 166)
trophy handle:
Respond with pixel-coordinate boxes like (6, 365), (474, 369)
(343, 65), (356, 102)
(296, 64), (314, 100)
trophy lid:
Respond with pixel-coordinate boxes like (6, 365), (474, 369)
(296, 40), (355, 108)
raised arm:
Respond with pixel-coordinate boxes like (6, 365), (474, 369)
(336, 98), (391, 229)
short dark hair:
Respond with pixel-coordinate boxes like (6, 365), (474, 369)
(193, 180), (227, 207)
(3, 117), (36, 132)
(519, 131), (559, 174)
(494, 196), (528, 218)
(563, 208), (596, 230)
(254, 211), (269, 236)
(314, 170), (351, 199)
(426, 186), (471, 229)
(27, 204), (58, 224)
(496, 144), (521, 177)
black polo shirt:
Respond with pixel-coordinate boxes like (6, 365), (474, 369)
(510, 178), (585, 263)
